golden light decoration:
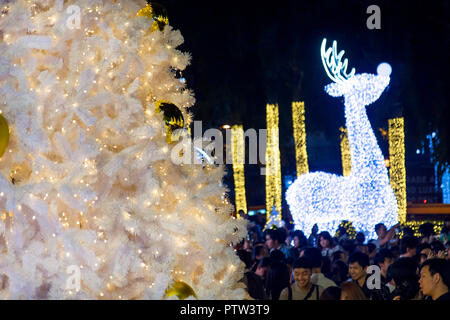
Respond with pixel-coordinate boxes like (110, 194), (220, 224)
(339, 127), (351, 176)
(399, 221), (444, 238)
(137, 2), (169, 32)
(166, 281), (198, 300)
(0, 113), (10, 158)
(154, 101), (185, 144)
(231, 125), (247, 217)
(388, 117), (406, 223)
(292, 102), (309, 176)
(265, 104), (282, 216)
(334, 220), (357, 239)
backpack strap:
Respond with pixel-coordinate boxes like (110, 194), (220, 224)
(288, 285), (292, 300)
(303, 284), (317, 300)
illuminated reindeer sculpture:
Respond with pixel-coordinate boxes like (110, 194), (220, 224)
(286, 39), (398, 238)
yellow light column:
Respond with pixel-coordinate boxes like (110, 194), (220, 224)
(340, 127), (351, 176)
(292, 102), (309, 176)
(388, 117), (406, 223)
(231, 125), (247, 217)
(265, 104), (282, 217)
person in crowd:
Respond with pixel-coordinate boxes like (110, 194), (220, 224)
(303, 247), (337, 290)
(439, 226), (450, 246)
(320, 286), (342, 300)
(290, 230), (308, 260)
(237, 246), (253, 271)
(340, 239), (356, 261)
(355, 232), (365, 246)
(374, 223), (399, 249)
(244, 257), (271, 300)
(265, 229), (292, 261)
(265, 249), (291, 300)
(430, 240), (446, 258)
(399, 236), (419, 258)
(318, 231), (341, 258)
(374, 248), (395, 286)
(348, 251), (391, 300)
(386, 258), (419, 292)
(419, 258), (450, 300)
(340, 281), (367, 300)
(331, 260), (349, 286)
(388, 258), (421, 300)
(367, 243), (377, 263)
(251, 244), (268, 272)
(279, 257), (325, 300)
(307, 224), (319, 247)
(419, 222), (436, 244)
(417, 243), (432, 258)
(331, 250), (346, 264)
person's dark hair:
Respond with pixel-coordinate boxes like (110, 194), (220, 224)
(303, 247), (322, 269)
(441, 226), (449, 235)
(391, 277), (420, 300)
(402, 226), (415, 238)
(321, 256), (332, 278)
(430, 240), (445, 254)
(421, 258), (450, 288)
(348, 252), (370, 268)
(375, 223), (385, 232)
(237, 249), (253, 269)
(258, 257), (272, 269)
(374, 248), (394, 266)
(252, 245), (267, 261)
(331, 250), (344, 263)
(331, 260), (349, 286)
(320, 286), (342, 300)
(355, 232), (365, 244)
(387, 257), (419, 285)
(419, 222), (435, 238)
(318, 231), (333, 243)
(293, 257), (312, 270)
(417, 243), (431, 254)
(269, 249), (286, 263)
(265, 229), (281, 243)
(341, 239), (356, 255)
(400, 236), (419, 254)
(367, 243), (376, 254)
(278, 228), (288, 243)
(292, 230), (308, 247)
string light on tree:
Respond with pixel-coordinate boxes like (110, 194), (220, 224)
(388, 117), (407, 223)
(292, 102), (309, 176)
(231, 125), (247, 216)
(265, 104), (282, 216)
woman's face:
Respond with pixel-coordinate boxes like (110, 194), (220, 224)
(320, 237), (330, 249)
(293, 236), (300, 248)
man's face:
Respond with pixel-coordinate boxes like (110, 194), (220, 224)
(419, 265), (437, 296)
(380, 257), (394, 274)
(407, 247), (417, 256)
(349, 262), (367, 281)
(294, 268), (311, 289)
(265, 235), (275, 250)
(376, 225), (387, 239)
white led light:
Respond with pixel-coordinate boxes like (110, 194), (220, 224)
(287, 39), (398, 239)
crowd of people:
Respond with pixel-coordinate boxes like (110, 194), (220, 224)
(235, 216), (450, 301)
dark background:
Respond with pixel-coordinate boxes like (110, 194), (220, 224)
(154, 0), (449, 208)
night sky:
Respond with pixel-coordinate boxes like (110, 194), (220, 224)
(156, 0), (449, 208)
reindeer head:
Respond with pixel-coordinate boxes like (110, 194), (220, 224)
(321, 38), (391, 107)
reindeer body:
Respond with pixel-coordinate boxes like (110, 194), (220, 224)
(286, 40), (398, 237)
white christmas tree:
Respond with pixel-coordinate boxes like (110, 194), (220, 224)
(0, 0), (247, 299)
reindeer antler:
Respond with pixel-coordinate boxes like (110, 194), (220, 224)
(321, 38), (356, 83)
